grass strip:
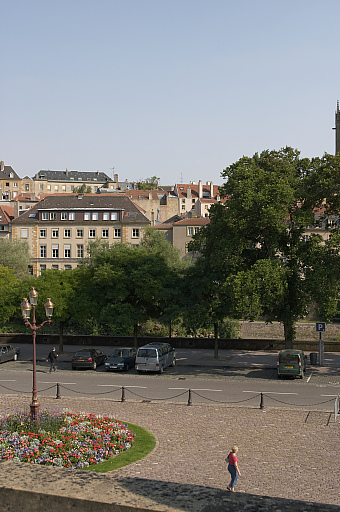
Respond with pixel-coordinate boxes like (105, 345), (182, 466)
(86, 422), (156, 473)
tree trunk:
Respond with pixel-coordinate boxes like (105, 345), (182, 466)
(59, 321), (64, 354)
(214, 322), (219, 359)
(283, 319), (295, 349)
(133, 323), (138, 349)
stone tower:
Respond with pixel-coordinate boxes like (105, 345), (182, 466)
(335, 100), (340, 155)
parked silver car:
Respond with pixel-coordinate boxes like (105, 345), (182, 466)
(0, 345), (20, 363)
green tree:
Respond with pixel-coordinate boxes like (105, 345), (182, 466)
(191, 148), (340, 348)
(0, 239), (30, 278)
(0, 267), (22, 329)
(137, 176), (160, 190)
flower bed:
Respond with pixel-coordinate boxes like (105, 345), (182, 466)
(0, 411), (135, 469)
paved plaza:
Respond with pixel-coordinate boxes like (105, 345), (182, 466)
(0, 393), (339, 511)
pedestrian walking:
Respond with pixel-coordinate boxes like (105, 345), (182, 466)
(226, 445), (241, 492)
(46, 347), (58, 373)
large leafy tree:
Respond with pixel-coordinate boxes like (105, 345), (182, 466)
(191, 148), (340, 348)
(0, 239), (30, 278)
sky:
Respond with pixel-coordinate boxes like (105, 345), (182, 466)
(2, 0), (340, 186)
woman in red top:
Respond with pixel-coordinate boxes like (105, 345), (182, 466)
(227, 445), (241, 491)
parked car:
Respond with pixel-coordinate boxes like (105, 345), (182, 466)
(277, 349), (307, 379)
(71, 348), (107, 370)
(135, 342), (176, 373)
(0, 345), (20, 363)
(104, 347), (137, 371)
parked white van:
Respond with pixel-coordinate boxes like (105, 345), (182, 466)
(135, 343), (176, 373)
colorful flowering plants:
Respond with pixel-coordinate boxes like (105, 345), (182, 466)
(0, 411), (135, 469)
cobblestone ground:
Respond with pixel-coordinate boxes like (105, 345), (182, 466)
(0, 394), (339, 511)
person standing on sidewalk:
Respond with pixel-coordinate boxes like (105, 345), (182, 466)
(227, 445), (241, 491)
(46, 347), (58, 373)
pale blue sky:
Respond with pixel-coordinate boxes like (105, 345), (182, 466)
(2, 0), (340, 185)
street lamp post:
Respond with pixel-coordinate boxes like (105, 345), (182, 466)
(21, 288), (54, 420)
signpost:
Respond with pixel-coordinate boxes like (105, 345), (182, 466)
(315, 322), (326, 366)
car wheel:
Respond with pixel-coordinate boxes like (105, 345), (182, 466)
(159, 366), (164, 374)
(92, 361), (97, 370)
(13, 354), (18, 361)
(171, 358), (176, 367)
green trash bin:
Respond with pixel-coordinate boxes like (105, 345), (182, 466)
(310, 352), (318, 365)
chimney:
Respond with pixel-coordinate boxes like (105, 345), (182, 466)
(198, 180), (203, 199)
(65, 168), (69, 176)
(114, 173), (118, 183)
(96, 170), (100, 176)
(149, 192), (153, 200)
(0, 161), (4, 172)
(210, 181), (214, 198)
(187, 187), (191, 198)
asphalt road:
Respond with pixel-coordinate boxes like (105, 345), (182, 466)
(0, 359), (338, 412)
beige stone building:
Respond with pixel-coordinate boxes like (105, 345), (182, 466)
(31, 169), (116, 195)
(11, 194), (150, 276)
(155, 216), (210, 259)
(174, 181), (223, 216)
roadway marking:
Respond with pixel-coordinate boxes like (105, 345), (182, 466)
(306, 372), (313, 383)
(97, 385), (147, 388)
(169, 387), (222, 392)
(39, 381), (76, 385)
(0, 380), (16, 382)
(321, 394), (339, 397)
(243, 391), (298, 395)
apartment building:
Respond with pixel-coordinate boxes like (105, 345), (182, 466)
(0, 161), (24, 200)
(155, 216), (210, 259)
(174, 180), (222, 216)
(11, 194), (150, 276)
(32, 169), (115, 195)
(0, 205), (14, 239)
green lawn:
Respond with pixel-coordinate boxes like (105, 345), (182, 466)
(85, 422), (156, 473)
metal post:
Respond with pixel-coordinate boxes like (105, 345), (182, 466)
(188, 389), (192, 406)
(319, 332), (324, 366)
(30, 306), (39, 420)
(56, 383), (61, 399)
(121, 386), (126, 402)
(260, 392), (264, 410)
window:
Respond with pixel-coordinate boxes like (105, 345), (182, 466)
(94, 186), (98, 192)
(52, 245), (59, 258)
(181, 198), (185, 203)
(65, 265), (72, 270)
(114, 228), (121, 238)
(92, 212), (98, 221)
(111, 212), (118, 220)
(102, 229), (109, 238)
(52, 229), (59, 238)
(69, 212), (75, 220)
(61, 212), (67, 220)
(103, 212), (109, 221)
(64, 229), (71, 238)
(70, 186), (74, 192)
(5, 182), (9, 187)
(64, 245), (71, 258)
(181, 205), (185, 210)
(76, 229), (83, 238)
(62, 185), (66, 192)
(25, 184), (29, 191)
(192, 199), (195, 204)
(40, 229), (46, 238)
(40, 184), (44, 191)
(194, 227), (200, 234)
(40, 264), (46, 272)
(42, 212), (48, 220)
(54, 185), (58, 191)
(188, 227), (193, 236)
(132, 228), (139, 238)
(77, 245), (84, 258)
(89, 229), (96, 238)
(52, 264), (59, 270)
(47, 185), (51, 191)
(50, 212), (56, 220)
(13, 183), (18, 188)
(40, 245), (46, 258)
(84, 212), (90, 220)
(21, 228), (28, 238)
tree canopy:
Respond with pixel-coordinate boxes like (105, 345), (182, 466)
(190, 147), (340, 347)
(0, 239), (31, 278)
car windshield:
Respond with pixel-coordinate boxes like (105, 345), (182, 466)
(138, 349), (157, 358)
(279, 354), (299, 364)
(75, 351), (91, 357)
(110, 350), (129, 358)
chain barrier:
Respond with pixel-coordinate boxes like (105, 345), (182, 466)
(58, 384), (121, 396)
(191, 390), (261, 404)
(125, 388), (188, 401)
(264, 395), (336, 407)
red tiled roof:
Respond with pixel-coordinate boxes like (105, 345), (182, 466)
(175, 183), (221, 199)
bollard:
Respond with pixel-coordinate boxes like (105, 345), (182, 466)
(56, 383), (61, 399)
(260, 392), (264, 409)
(188, 388), (192, 406)
(121, 386), (126, 402)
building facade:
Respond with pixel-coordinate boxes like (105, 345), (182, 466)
(11, 194), (150, 276)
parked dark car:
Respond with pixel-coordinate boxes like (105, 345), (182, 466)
(0, 345), (20, 363)
(71, 349), (107, 370)
(104, 347), (137, 371)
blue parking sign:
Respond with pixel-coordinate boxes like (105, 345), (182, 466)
(315, 322), (326, 332)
